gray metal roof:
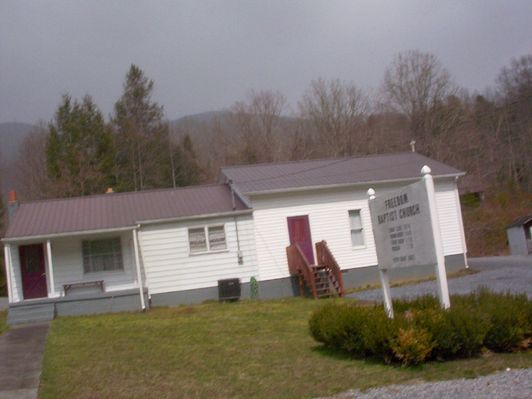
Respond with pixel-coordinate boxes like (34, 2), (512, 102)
(507, 215), (532, 229)
(5, 184), (248, 239)
(220, 152), (464, 195)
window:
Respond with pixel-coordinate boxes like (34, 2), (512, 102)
(188, 227), (208, 253)
(349, 210), (365, 247)
(82, 237), (123, 273)
(208, 226), (227, 250)
(188, 225), (227, 254)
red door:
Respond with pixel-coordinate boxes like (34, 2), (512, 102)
(19, 244), (48, 299)
(287, 215), (315, 264)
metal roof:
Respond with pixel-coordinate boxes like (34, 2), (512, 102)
(5, 184), (249, 239)
(220, 152), (464, 195)
(507, 215), (532, 229)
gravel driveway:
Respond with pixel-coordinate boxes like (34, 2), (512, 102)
(348, 255), (532, 302)
(339, 256), (532, 399)
(320, 368), (532, 399)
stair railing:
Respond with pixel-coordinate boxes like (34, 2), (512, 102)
(315, 240), (344, 297)
(286, 244), (318, 299)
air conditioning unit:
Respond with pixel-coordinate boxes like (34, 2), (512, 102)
(218, 278), (241, 302)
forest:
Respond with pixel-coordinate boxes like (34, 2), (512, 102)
(0, 50), (531, 257)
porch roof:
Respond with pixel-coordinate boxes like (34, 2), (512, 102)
(4, 184), (249, 240)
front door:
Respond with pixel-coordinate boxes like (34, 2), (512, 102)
(19, 244), (48, 299)
(287, 215), (315, 264)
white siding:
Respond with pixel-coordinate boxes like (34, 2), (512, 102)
(51, 232), (138, 294)
(251, 179), (465, 281)
(138, 214), (258, 295)
(435, 181), (465, 256)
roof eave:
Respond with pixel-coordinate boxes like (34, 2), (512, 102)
(2, 225), (138, 243)
(244, 172), (465, 197)
(136, 209), (253, 226)
(2, 209), (254, 242)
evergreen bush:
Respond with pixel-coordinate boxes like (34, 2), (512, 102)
(391, 326), (434, 365)
(309, 289), (530, 366)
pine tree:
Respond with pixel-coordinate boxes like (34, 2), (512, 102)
(113, 64), (173, 191)
(46, 94), (116, 197)
(168, 134), (201, 187)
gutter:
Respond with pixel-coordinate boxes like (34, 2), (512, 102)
(2, 209), (254, 243)
(244, 173), (465, 197)
(2, 225), (138, 243)
(136, 209), (253, 226)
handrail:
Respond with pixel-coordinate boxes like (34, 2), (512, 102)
(286, 244), (318, 298)
(315, 240), (344, 297)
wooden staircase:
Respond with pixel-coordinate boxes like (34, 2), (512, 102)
(286, 240), (344, 299)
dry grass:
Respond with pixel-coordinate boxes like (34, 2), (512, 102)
(0, 310), (7, 335)
(39, 298), (532, 399)
(462, 189), (532, 256)
(346, 267), (477, 294)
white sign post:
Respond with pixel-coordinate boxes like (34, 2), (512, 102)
(368, 188), (394, 318)
(368, 165), (451, 317)
(421, 166), (450, 309)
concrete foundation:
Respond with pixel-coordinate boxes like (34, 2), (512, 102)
(149, 253), (467, 306)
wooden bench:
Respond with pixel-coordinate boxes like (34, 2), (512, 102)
(63, 280), (105, 296)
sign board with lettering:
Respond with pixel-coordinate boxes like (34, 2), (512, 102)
(369, 180), (437, 270)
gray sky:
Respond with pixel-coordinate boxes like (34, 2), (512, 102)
(1, 1), (531, 124)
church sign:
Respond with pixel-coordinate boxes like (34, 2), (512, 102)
(369, 179), (437, 270)
(367, 166), (451, 317)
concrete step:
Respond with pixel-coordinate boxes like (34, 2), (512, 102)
(7, 304), (55, 326)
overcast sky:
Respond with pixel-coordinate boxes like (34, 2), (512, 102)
(1, 1), (531, 124)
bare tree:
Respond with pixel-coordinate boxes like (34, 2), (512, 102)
(230, 90), (286, 163)
(382, 50), (457, 148)
(299, 78), (369, 157)
(495, 54), (532, 189)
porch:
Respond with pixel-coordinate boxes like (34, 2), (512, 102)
(3, 227), (148, 325)
(7, 288), (149, 325)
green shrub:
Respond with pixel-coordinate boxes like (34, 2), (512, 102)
(394, 295), (439, 313)
(475, 289), (530, 352)
(413, 308), (459, 360)
(309, 290), (530, 366)
(361, 307), (397, 362)
(446, 304), (488, 358)
(309, 303), (370, 356)
(309, 303), (340, 345)
(391, 326), (434, 365)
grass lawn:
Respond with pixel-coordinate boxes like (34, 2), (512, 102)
(40, 298), (532, 399)
(0, 310), (7, 335)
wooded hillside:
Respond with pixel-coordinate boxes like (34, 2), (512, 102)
(1, 51), (531, 256)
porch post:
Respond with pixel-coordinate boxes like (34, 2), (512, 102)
(132, 227), (146, 310)
(3, 244), (13, 303)
(46, 240), (56, 297)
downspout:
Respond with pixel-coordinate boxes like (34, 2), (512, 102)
(132, 225), (146, 310)
(229, 180), (244, 265)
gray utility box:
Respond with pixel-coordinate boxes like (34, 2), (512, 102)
(218, 278), (241, 301)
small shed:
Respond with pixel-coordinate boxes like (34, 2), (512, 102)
(506, 216), (532, 256)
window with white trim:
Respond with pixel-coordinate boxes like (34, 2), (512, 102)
(82, 237), (123, 273)
(188, 225), (227, 254)
(348, 210), (365, 247)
